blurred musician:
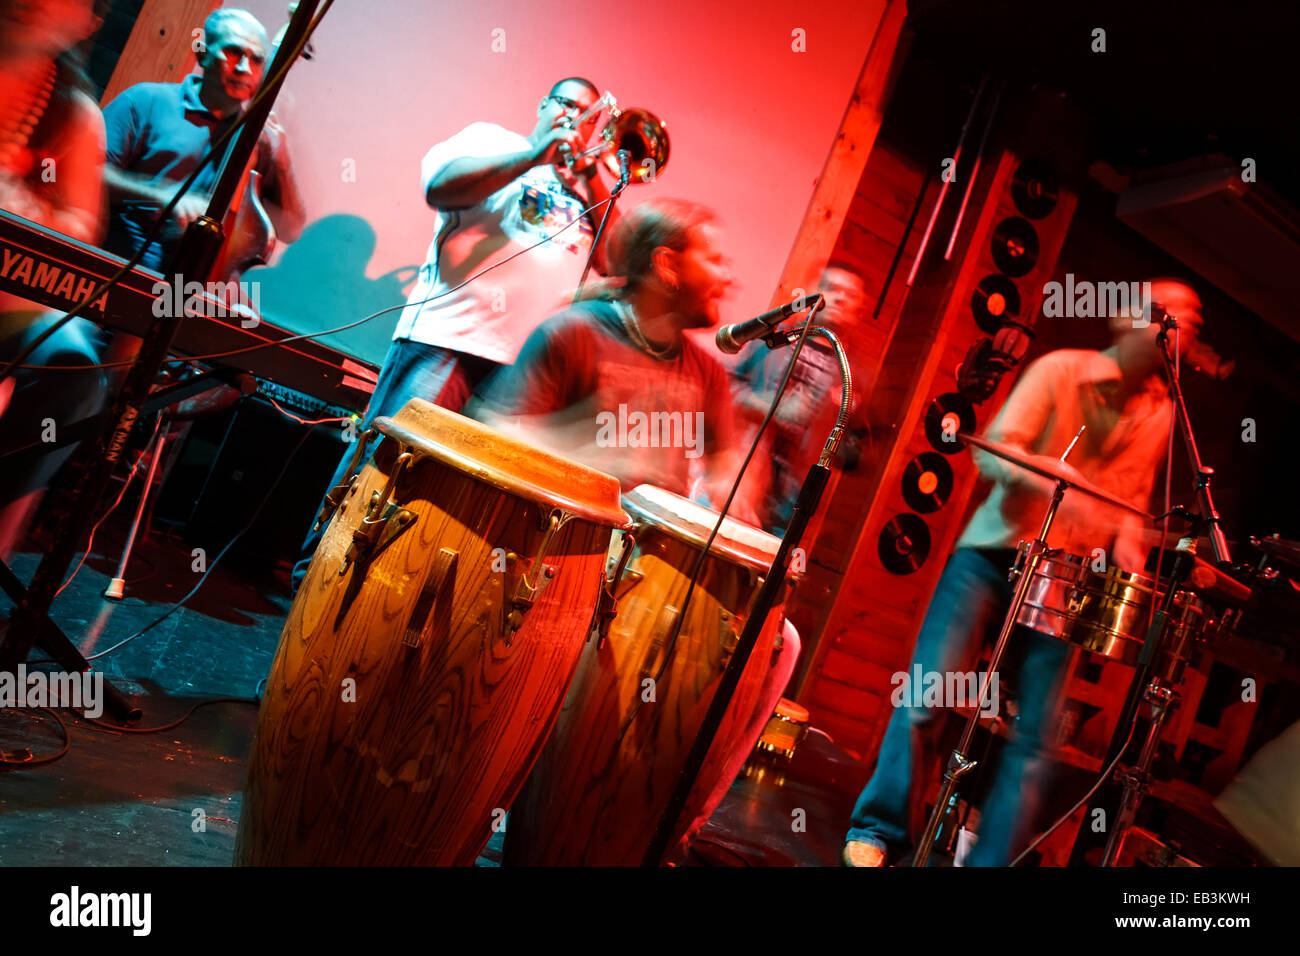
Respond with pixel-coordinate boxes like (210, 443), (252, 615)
(730, 263), (865, 533)
(467, 197), (756, 518)
(294, 76), (617, 586)
(0, 0), (108, 557)
(469, 198), (793, 846)
(842, 278), (1204, 867)
(101, 7), (304, 272)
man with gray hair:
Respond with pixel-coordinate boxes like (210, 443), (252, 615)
(101, 6), (305, 272)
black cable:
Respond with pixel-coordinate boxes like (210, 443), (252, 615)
(0, 0), (332, 387)
(0, 708), (71, 767)
(85, 696), (256, 734)
(80, 422), (318, 663)
(24, 421), (317, 668)
(1008, 709), (1141, 866)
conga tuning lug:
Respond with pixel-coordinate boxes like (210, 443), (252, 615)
(338, 451), (415, 575)
(502, 510), (573, 639)
(591, 532), (637, 646)
(315, 474), (359, 532)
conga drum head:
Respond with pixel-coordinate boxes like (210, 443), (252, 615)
(379, 400), (629, 527)
(621, 484), (790, 576)
(237, 399), (628, 866)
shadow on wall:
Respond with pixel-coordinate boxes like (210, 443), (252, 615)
(248, 214), (419, 366)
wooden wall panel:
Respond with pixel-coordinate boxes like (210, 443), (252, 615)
(100, 0), (219, 106)
(791, 91), (1087, 764)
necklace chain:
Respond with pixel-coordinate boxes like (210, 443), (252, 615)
(616, 299), (674, 359)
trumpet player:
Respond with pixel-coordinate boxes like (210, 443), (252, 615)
(294, 76), (620, 585)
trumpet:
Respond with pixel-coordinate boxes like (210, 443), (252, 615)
(559, 92), (670, 184)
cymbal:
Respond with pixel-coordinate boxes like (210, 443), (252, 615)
(958, 431), (1154, 520)
(1254, 534), (1300, 567)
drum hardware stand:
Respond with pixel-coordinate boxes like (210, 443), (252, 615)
(339, 450), (414, 575)
(104, 415), (170, 600)
(642, 325), (852, 866)
(913, 475), (1070, 867)
(1062, 530), (1200, 867)
(0, 2), (321, 715)
(591, 532), (636, 647)
(1067, 307), (1234, 863)
(1100, 676), (1179, 866)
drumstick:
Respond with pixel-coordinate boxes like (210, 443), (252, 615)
(1060, 425), (1085, 463)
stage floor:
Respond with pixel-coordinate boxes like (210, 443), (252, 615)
(0, 519), (868, 867)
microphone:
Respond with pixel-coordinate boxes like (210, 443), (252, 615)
(1153, 304), (1234, 380)
(715, 294), (824, 354)
(616, 149), (631, 189)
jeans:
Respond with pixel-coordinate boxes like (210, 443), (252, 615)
(845, 547), (1068, 866)
(291, 338), (497, 587)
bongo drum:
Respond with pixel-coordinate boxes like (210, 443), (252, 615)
(235, 399), (628, 865)
(503, 484), (796, 866)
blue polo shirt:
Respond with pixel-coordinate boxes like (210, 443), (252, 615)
(103, 74), (278, 270)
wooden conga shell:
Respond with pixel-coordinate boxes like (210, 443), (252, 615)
(236, 400), (627, 865)
(504, 485), (792, 866)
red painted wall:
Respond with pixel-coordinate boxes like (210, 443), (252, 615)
(234, 0), (886, 364)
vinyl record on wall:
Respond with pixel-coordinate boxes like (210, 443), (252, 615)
(877, 513), (931, 575)
(1011, 159), (1059, 220)
(971, 274), (1021, 334)
(991, 217), (1039, 277)
(924, 392), (975, 455)
(901, 452), (954, 514)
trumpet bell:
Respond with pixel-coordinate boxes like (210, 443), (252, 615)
(600, 108), (670, 184)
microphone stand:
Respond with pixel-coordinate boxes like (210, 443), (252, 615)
(0, 2), (321, 707)
(641, 324), (852, 866)
(1158, 316), (1231, 566)
(572, 150), (631, 298)
(1068, 314), (1232, 865)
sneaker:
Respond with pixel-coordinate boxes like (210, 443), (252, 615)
(842, 839), (887, 867)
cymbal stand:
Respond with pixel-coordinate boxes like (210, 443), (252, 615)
(912, 477), (1069, 867)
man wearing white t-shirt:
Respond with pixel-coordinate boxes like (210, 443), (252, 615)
(295, 77), (616, 583)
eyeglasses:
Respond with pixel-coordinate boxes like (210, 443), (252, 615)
(547, 95), (582, 114)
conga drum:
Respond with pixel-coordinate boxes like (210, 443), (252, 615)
(235, 399), (629, 865)
(503, 484), (796, 866)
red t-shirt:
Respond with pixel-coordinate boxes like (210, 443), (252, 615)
(474, 300), (737, 495)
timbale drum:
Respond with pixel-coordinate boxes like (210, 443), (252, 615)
(503, 484), (795, 866)
(1013, 544), (1213, 684)
(236, 399), (628, 865)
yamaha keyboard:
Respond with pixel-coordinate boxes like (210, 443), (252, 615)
(0, 208), (377, 411)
